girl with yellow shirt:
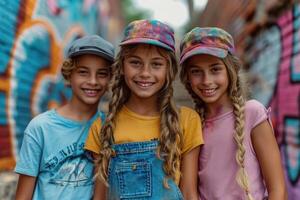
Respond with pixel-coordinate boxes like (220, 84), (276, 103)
(85, 19), (204, 200)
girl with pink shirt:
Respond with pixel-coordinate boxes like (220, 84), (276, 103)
(179, 27), (287, 200)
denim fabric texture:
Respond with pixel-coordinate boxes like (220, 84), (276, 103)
(107, 140), (183, 200)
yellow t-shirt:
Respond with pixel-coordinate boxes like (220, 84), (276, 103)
(85, 106), (203, 155)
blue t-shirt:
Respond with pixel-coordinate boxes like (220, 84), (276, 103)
(15, 109), (100, 200)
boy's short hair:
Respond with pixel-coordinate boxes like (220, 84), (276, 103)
(67, 35), (115, 62)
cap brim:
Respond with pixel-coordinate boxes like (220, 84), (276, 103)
(120, 38), (174, 51)
(70, 50), (114, 62)
(180, 46), (228, 64)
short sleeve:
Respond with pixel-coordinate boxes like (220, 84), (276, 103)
(15, 131), (42, 177)
(180, 107), (204, 154)
(246, 100), (270, 130)
(84, 118), (101, 154)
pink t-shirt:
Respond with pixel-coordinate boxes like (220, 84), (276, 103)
(198, 100), (270, 200)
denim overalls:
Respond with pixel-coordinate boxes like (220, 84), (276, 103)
(107, 140), (184, 200)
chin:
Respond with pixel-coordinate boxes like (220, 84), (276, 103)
(83, 98), (101, 105)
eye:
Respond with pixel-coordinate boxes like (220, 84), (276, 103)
(211, 66), (222, 73)
(77, 69), (88, 76)
(97, 70), (109, 78)
(128, 59), (142, 67)
(189, 68), (202, 75)
(151, 62), (163, 69)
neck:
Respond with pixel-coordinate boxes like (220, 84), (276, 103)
(205, 99), (233, 119)
(57, 100), (98, 121)
(126, 97), (159, 116)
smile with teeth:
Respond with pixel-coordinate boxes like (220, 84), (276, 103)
(201, 88), (216, 96)
(83, 89), (100, 97)
(135, 81), (154, 88)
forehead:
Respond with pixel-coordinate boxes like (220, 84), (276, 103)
(128, 44), (166, 57)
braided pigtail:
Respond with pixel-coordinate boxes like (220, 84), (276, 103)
(157, 49), (182, 188)
(224, 54), (254, 200)
(96, 49), (130, 186)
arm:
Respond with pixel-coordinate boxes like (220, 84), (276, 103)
(93, 177), (107, 200)
(92, 153), (107, 200)
(179, 146), (200, 200)
(15, 174), (36, 200)
(251, 120), (287, 200)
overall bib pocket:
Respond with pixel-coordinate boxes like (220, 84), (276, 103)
(115, 161), (152, 198)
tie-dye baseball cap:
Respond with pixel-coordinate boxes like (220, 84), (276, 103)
(180, 27), (235, 64)
(119, 19), (175, 52)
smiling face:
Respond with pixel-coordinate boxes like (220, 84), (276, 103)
(68, 54), (111, 108)
(187, 54), (231, 110)
(123, 44), (168, 104)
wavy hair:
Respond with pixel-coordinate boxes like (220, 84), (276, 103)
(61, 58), (76, 84)
(97, 44), (182, 188)
(180, 53), (254, 200)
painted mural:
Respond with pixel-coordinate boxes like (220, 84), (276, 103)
(246, 4), (300, 199)
(0, 0), (109, 170)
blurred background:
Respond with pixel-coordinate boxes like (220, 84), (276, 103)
(0, 0), (299, 199)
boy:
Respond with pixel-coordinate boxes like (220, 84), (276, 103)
(15, 35), (114, 200)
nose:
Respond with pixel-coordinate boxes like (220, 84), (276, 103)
(139, 64), (151, 77)
(202, 72), (212, 85)
(88, 74), (98, 85)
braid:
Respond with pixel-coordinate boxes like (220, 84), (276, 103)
(157, 49), (182, 188)
(96, 52), (130, 186)
(225, 55), (254, 200)
(231, 94), (253, 200)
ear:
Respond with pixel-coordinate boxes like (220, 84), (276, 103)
(64, 80), (71, 87)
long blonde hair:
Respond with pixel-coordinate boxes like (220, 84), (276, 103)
(180, 53), (254, 200)
(97, 44), (182, 188)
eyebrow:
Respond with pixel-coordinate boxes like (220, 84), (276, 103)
(76, 66), (109, 70)
(127, 55), (140, 59)
(76, 66), (89, 69)
(151, 57), (165, 61)
(188, 62), (223, 69)
(210, 62), (223, 66)
(127, 55), (164, 60)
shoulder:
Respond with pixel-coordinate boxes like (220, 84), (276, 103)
(245, 99), (269, 129)
(179, 106), (199, 119)
(179, 106), (201, 129)
(245, 99), (268, 115)
(90, 117), (102, 130)
(178, 106), (204, 153)
(26, 110), (54, 130)
(23, 110), (54, 143)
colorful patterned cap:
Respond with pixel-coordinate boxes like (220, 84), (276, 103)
(180, 27), (235, 64)
(120, 19), (175, 52)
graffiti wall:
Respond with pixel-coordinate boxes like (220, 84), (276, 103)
(245, 4), (300, 199)
(0, 0), (111, 170)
